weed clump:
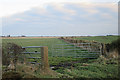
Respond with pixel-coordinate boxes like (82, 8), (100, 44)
(2, 71), (23, 79)
(105, 37), (120, 59)
(2, 42), (25, 66)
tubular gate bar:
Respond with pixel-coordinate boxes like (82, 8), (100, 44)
(22, 46), (49, 70)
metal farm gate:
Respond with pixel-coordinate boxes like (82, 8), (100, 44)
(20, 46), (49, 69)
(21, 46), (42, 64)
(52, 43), (102, 58)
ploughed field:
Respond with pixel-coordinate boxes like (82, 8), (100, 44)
(2, 36), (119, 78)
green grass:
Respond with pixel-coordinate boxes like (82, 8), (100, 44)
(74, 36), (118, 43)
(56, 58), (118, 78)
(2, 38), (66, 55)
(2, 37), (119, 78)
(2, 38), (83, 65)
(2, 38), (100, 61)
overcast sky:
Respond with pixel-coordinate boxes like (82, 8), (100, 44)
(0, 0), (119, 36)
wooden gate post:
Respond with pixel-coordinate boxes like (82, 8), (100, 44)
(41, 46), (49, 70)
(101, 43), (107, 56)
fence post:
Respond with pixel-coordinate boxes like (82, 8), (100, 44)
(101, 43), (107, 56)
(41, 46), (49, 70)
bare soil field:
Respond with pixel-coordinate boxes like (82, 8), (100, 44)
(1, 36), (59, 39)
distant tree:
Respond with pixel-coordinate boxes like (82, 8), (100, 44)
(7, 35), (10, 37)
(71, 36), (74, 38)
(21, 35), (26, 37)
(61, 37), (64, 39)
(107, 35), (113, 36)
(1, 36), (5, 37)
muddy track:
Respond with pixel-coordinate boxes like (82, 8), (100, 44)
(50, 59), (95, 70)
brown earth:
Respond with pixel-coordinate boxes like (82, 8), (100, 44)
(1, 36), (59, 39)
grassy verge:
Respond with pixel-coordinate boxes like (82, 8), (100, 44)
(55, 57), (118, 78)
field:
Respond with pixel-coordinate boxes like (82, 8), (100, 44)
(2, 36), (119, 78)
(74, 36), (118, 43)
